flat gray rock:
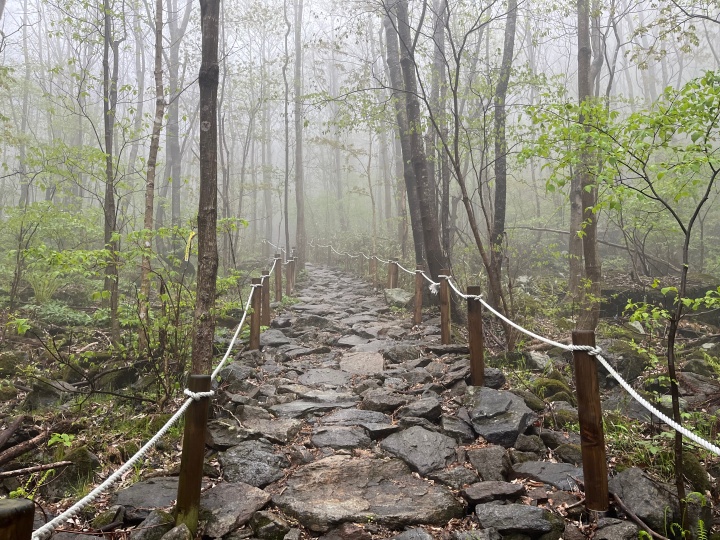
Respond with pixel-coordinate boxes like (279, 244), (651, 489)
(462, 481), (525, 504)
(361, 388), (407, 412)
(512, 461), (583, 491)
(270, 399), (358, 418)
(475, 503), (564, 537)
(380, 426), (457, 475)
(299, 368), (352, 387)
(273, 455), (463, 532)
(206, 419), (253, 449)
(311, 426), (372, 449)
(201, 481), (271, 538)
(339, 352), (384, 374)
(113, 477), (183, 510)
(396, 397), (442, 421)
(322, 408), (392, 426)
(337, 335), (370, 347)
(219, 440), (289, 487)
(241, 417), (303, 444)
(464, 386), (535, 447)
(467, 445), (510, 481)
(260, 329), (292, 347)
(608, 467), (679, 532)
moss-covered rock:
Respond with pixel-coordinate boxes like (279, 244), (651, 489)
(683, 451), (711, 493)
(604, 340), (653, 384)
(546, 391), (576, 406)
(532, 377), (571, 399)
(0, 351), (25, 377)
(554, 443), (582, 465)
(0, 383), (18, 401)
(510, 389), (546, 412)
(682, 357), (720, 378)
(544, 408), (578, 430)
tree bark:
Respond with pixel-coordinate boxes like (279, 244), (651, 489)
(395, 0), (449, 278)
(294, 0), (306, 269)
(103, 0), (121, 343)
(192, 0), (220, 375)
(384, 3), (424, 264)
(139, 0), (165, 356)
(575, 0), (601, 330)
(490, 0), (517, 306)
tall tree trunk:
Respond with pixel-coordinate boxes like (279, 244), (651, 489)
(383, 2), (425, 265)
(575, 0), (601, 330)
(139, 0), (165, 356)
(103, 0), (121, 343)
(490, 0), (517, 306)
(395, 0), (449, 280)
(294, 0), (306, 269)
(262, 100), (273, 253)
(192, 0), (220, 375)
(282, 0), (291, 257)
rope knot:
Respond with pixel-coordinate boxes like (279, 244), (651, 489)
(571, 344), (602, 356)
(184, 388), (214, 401)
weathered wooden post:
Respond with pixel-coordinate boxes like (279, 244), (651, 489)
(387, 259), (399, 289)
(572, 330), (608, 512)
(440, 270), (451, 345)
(467, 286), (484, 386)
(250, 278), (262, 350)
(0, 498), (34, 540)
(414, 265), (424, 325)
(274, 253), (282, 302)
(285, 260), (293, 296)
(369, 257), (376, 286)
(261, 270), (271, 327)
(175, 374), (211, 535)
(293, 256), (298, 286)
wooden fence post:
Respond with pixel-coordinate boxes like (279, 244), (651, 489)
(286, 259), (294, 296)
(250, 278), (262, 350)
(293, 256), (298, 285)
(387, 259), (399, 289)
(175, 374), (211, 535)
(440, 270), (451, 345)
(572, 330), (608, 512)
(414, 265), (424, 325)
(0, 498), (34, 540)
(467, 286), (484, 386)
(274, 254), (282, 302)
(261, 270), (271, 327)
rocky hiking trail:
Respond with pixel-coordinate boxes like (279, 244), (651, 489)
(48, 263), (719, 540)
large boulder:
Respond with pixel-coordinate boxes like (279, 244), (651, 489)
(464, 386), (536, 447)
(273, 455), (463, 532)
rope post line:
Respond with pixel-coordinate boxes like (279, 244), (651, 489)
(274, 254), (282, 302)
(467, 286), (485, 386)
(261, 270), (271, 327)
(175, 375), (212, 535)
(293, 256), (299, 288)
(0, 499), (34, 540)
(440, 271), (451, 345)
(250, 279), (262, 350)
(414, 265), (424, 325)
(572, 330), (609, 512)
(387, 258), (399, 289)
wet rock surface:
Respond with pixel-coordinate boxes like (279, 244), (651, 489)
(96, 264), (704, 539)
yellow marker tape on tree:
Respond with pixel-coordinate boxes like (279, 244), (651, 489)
(185, 232), (196, 262)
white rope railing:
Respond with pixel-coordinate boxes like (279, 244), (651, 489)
(33, 260), (276, 539)
(311, 240), (720, 457)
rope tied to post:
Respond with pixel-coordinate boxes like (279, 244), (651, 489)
(183, 388), (214, 401)
(568, 344), (603, 356)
